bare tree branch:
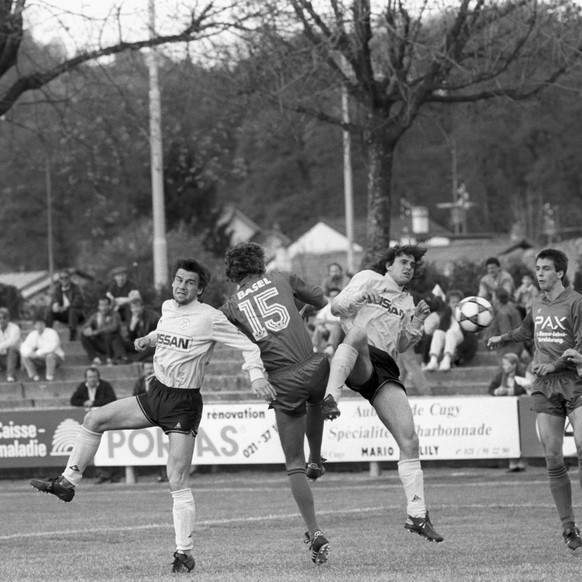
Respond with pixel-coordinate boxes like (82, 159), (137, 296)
(0, 1), (230, 117)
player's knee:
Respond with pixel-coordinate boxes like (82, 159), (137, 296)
(344, 326), (368, 349)
(399, 433), (420, 457)
(543, 449), (564, 467)
(83, 410), (105, 433)
(166, 465), (190, 490)
(284, 453), (306, 470)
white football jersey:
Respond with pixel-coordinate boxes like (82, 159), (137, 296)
(146, 299), (265, 389)
(331, 269), (423, 359)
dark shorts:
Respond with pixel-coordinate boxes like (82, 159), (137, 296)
(267, 352), (329, 417)
(346, 345), (406, 405)
(136, 377), (203, 436)
(531, 391), (582, 418)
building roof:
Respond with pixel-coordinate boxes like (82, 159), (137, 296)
(285, 222), (364, 258)
(425, 237), (535, 270)
(0, 269), (93, 300)
(0, 271), (51, 299)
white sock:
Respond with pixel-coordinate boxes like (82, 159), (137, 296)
(172, 488), (195, 552)
(62, 426), (103, 486)
(398, 458), (426, 518)
(325, 344), (358, 404)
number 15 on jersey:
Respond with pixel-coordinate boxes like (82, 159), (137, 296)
(238, 288), (290, 341)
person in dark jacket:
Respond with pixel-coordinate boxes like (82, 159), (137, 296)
(121, 297), (159, 362)
(70, 366), (118, 483)
(106, 266), (141, 324)
(70, 366), (117, 409)
(46, 269), (85, 341)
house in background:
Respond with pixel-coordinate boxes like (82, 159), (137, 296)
(267, 213), (454, 284)
(218, 205), (290, 262)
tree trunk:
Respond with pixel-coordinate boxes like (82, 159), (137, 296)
(364, 121), (397, 264)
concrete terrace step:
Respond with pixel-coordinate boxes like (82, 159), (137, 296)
(423, 365), (498, 384)
(0, 373), (252, 401)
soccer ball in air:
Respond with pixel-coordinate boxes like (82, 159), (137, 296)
(454, 296), (494, 333)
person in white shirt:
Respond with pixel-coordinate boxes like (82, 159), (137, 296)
(0, 307), (21, 382)
(20, 317), (64, 381)
(311, 287), (343, 357)
(30, 257), (275, 575)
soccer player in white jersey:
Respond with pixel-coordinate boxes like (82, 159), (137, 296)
(30, 258), (275, 574)
(320, 244), (444, 543)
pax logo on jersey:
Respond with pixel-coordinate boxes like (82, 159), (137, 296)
(157, 332), (192, 351)
(534, 315), (567, 331)
(375, 295), (406, 318)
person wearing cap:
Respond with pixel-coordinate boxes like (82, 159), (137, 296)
(106, 266), (141, 323)
(46, 269), (85, 341)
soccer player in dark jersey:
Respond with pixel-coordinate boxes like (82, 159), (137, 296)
(488, 248), (582, 553)
(221, 242), (330, 565)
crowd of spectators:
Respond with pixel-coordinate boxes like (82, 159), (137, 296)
(0, 265), (158, 384)
(0, 255), (557, 405)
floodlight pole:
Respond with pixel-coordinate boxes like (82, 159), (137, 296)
(149, 0), (168, 290)
(46, 155), (54, 294)
(339, 55), (355, 275)
(341, 84), (355, 274)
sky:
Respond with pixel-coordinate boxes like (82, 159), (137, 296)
(25, 0), (201, 54)
(25, 0), (458, 51)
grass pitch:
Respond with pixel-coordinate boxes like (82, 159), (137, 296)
(2, 465), (581, 581)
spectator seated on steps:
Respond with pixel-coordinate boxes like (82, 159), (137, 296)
(422, 290), (474, 372)
(106, 266), (141, 325)
(20, 317), (64, 382)
(80, 296), (127, 366)
(45, 268), (86, 341)
(486, 286), (524, 364)
(311, 288), (344, 357)
(0, 307), (21, 382)
(120, 296), (160, 362)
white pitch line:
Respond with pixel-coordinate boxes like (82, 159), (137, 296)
(0, 502), (558, 541)
(0, 479), (551, 498)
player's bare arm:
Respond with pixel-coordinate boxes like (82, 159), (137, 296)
(413, 299), (430, 321)
(134, 335), (154, 351)
(563, 348), (582, 365)
(531, 362), (556, 376)
(487, 335), (508, 350)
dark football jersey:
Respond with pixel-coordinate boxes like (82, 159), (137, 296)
(220, 271), (326, 372)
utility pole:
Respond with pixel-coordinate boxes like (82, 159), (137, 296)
(149, 0), (168, 289)
(46, 155), (54, 293)
(339, 54), (355, 274)
(341, 82), (355, 274)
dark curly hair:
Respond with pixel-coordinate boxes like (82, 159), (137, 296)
(225, 242), (266, 284)
(536, 248), (568, 282)
(173, 258), (211, 295)
(369, 244), (427, 277)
